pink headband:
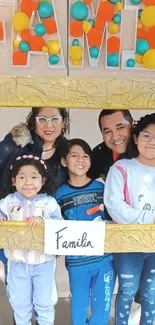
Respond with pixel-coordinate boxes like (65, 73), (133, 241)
(10, 154), (47, 170)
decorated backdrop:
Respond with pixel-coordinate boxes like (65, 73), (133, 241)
(0, 0), (155, 108)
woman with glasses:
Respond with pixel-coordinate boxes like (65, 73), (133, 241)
(104, 113), (155, 325)
(0, 107), (69, 197)
(0, 107), (69, 325)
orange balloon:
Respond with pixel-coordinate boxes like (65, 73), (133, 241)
(147, 26), (155, 48)
(97, 2), (115, 22)
(87, 28), (102, 46)
(83, 0), (92, 3)
(29, 35), (45, 51)
(20, 0), (38, 18)
(107, 36), (120, 52)
(0, 21), (4, 41)
(12, 50), (28, 65)
(42, 18), (57, 34)
(137, 28), (147, 39)
(95, 17), (105, 30)
(143, 0), (155, 5)
(20, 29), (32, 42)
(70, 20), (83, 37)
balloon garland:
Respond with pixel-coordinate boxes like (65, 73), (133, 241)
(12, 0), (64, 68)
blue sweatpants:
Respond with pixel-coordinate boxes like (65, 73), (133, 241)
(7, 259), (57, 325)
(68, 259), (116, 325)
(0, 249), (7, 282)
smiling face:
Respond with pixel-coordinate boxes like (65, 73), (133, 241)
(35, 107), (64, 145)
(12, 165), (44, 199)
(135, 124), (155, 166)
(100, 111), (132, 154)
(62, 145), (91, 178)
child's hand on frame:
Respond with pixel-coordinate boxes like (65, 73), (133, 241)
(27, 216), (43, 228)
(0, 216), (5, 224)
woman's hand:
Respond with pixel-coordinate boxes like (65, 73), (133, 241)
(0, 217), (5, 224)
(27, 216), (43, 228)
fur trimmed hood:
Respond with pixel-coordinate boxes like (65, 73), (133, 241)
(0, 123), (68, 197)
(10, 123), (33, 148)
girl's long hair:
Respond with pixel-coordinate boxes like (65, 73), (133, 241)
(122, 113), (155, 159)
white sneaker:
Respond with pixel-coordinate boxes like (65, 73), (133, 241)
(128, 304), (141, 325)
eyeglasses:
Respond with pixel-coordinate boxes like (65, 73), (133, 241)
(35, 116), (62, 126)
(139, 131), (155, 142)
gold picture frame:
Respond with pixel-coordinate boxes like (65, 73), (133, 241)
(0, 75), (155, 109)
(1, 222), (155, 253)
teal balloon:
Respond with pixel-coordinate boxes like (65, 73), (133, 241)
(88, 19), (94, 27)
(89, 47), (99, 58)
(131, 0), (141, 4)
(109, 0), (119, 4)
(71, 1), (88, 21)
(138, 9), (143, 18)
(72, 39), (80, 46)
(126, 58), (135, 67)
(136, 39), (150, 55)
(113, 14), (121, 24)
(107, 53), (119, 67)
(19, 41), (30, 53)
(34, 23), (46, 36)
(49, 54), (59, 65)
(38, 2), (53, 19)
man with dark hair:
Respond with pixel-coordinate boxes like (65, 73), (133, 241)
(88, 109), (140, 325)
(89, 109), (133, 180)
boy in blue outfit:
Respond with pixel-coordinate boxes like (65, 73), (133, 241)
(56, 138), (116, 325)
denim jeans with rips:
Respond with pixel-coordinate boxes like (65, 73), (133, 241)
(114, 252), (155, 325)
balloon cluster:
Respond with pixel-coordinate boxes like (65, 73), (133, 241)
(70, 0), (122, 67)
(12, 0), (61, 66)
(126, 2), (155, 69)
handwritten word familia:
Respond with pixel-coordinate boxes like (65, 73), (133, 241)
(55, 227), (94, 250)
